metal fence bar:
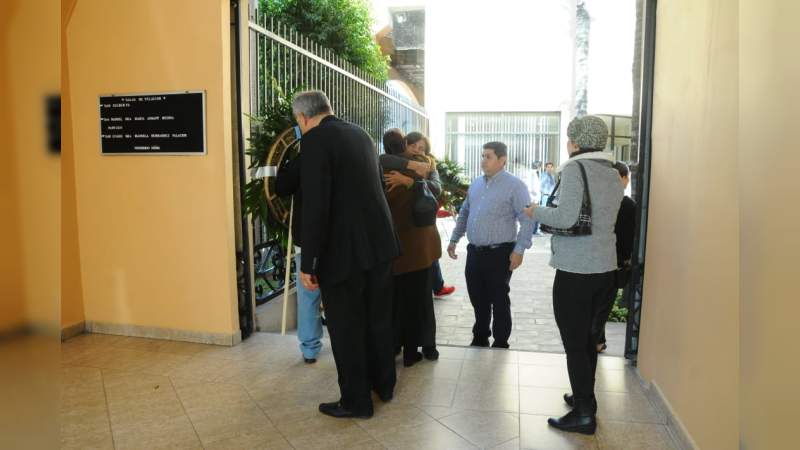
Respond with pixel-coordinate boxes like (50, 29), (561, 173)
(247, 12), (429, 303)
(249, 20), (428, 117)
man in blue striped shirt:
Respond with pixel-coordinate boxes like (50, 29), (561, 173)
(447, 142), (534, 348)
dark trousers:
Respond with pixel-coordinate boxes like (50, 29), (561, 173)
(465, 243), (514, 344)
(393, 267), (436, 352)
(430, 260), (444, 293)
(553, 269), (616, 400)
(321, 261), (396, 412)
(594, 286), (618, 345)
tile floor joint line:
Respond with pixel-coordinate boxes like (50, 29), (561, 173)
(455, 350), (466, 383)
(494, 435), (519, 450)
(433, 416), (481, 449)
(517, 356), (524, 440)
(98, 369), (118, 450)
(168, 376), (206, 450)
(241, 379), (298, 449)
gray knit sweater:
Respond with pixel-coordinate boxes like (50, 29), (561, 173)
(535, 156), (623, 274)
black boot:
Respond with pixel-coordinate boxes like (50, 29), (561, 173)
(548, 396), (597, 435)
(422, 346), (439, 360)
(373, 388), (393, 403)
(563, 393), (597, 413)
(469, 337), (490, 347)
(403, 349), (423, 367)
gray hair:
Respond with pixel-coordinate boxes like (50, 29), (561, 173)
(291, 90), (332, 118)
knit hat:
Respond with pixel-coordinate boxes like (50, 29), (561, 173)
(567, 115), (609, 150)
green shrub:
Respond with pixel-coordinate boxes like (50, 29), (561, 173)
(243, 82), (301, 248)
(259, 0), (389, 82)
(607, 289), (629, 323)
(435, 159), (469, 214)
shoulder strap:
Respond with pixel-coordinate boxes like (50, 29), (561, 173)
(546, 179), (561, 207)
(575, 161), (592, 210)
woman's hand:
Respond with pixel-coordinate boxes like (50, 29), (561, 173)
(384, 171), (415, 192)
(524, 204), (538, 219)
(406, 160), (432, 178)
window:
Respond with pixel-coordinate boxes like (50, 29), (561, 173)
(444, 112), (561, 182)
(596, 114), (634, 163)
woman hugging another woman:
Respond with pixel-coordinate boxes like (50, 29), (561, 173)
(380, 129), (441, 367)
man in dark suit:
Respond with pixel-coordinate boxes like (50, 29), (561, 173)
(293, 90), (399, 419)
(593, 161), (637, 352)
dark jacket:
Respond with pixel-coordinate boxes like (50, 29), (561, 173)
(382, 162), (442, 275)
(615, 195), (637, 266)
(300, 115), (400, 285)
(275, 153), (302, 247)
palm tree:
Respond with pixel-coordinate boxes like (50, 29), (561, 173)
(631, 0), (644, 168)
(574, 0), (591, 117)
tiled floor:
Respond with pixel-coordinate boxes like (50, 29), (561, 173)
(61, 332), (676, 450)
(435, 220), (627, 356)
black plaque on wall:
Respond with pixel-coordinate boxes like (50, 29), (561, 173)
(99, 91), (206, 155)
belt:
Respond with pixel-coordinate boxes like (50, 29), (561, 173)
(468, 242), (515, 252)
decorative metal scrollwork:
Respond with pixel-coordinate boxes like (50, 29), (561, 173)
(252, 127), (300, 305)
(263, 127), (301, 228)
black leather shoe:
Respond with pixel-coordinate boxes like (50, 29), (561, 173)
(491, 341), (510, 349)
(403, 351), (423, 367)
(422, 346), (439, 360)
(304, 357), (317, 364)
(548, 397), (597, 435)
(470, 338), (490, 347)
(563, 394), (597, 413)
(318, 401), (373, 419)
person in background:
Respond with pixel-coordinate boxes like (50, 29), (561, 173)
(381, 129), (442, 365)
(275, 151), (322, 364)
(381, 132), (456, 299)
(525, 115), (622, 435)
(294, 91), (399, 419)
(529, 161), (543, 235)
(448, 141), (534, 349)
(540, 161), (557, 208)
(430, 261), (454, 298)
(594, 161), (636, 352)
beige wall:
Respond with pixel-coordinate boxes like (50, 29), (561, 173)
(64, 0), (239, 337)
(638, 0), (739, 448)
(62, 0), (85, 330)
(0, 0), (60, 332)
(739, 1), (800, 448)
(0, 0), (27, 332)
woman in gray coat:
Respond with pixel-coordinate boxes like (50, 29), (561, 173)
(525, 116), (623, 435)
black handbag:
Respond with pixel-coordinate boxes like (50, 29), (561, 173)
(412, 180), (438, 227)
(540, 161), (593, 236)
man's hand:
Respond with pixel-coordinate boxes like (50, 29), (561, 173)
(384, 171), (415, 192)
(509, 252), (524, 271)
(447, 242), (458, 260)
(300, 271), (319, 291)
(406, 160), (432, 178)
(524, 203), (538, 219)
